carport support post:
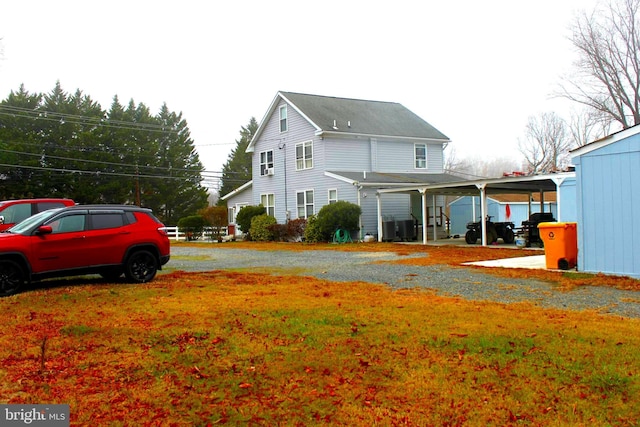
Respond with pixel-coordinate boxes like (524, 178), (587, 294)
(552, 176), (566, 221)
(476, 183), (487, 246)
(376, 192), (383, 242)
(421, 189), (428, 244)
(432, 194), (437, 242)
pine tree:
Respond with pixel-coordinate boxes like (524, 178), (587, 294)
(218, 117), (257, 203)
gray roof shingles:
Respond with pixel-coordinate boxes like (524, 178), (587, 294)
(280, 91), (449, 141)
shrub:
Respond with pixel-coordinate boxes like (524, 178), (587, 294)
(249, 214), (278, 241)
(235, 205), (266, 239)
(307, 201), (361, 242)
(285, 218), (307, 242)
(198, 206), (228, 240)
(303, 215), (324, 243)
(177, 215), (207, 241)
(268, 218), (307, 242)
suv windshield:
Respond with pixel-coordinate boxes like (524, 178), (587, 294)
(9, 208), (63, 234)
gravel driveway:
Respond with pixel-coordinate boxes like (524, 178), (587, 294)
(165, 246), (640, 319)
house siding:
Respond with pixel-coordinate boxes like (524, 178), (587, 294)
(375, 140), (443, 172)
(253, 100), (322, 222)
(234, 92), (451, 242)
(323, 136), (371, 171)
(574, 135), (639, 277)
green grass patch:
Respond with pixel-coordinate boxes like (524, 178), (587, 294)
(2, 270), (640, 425)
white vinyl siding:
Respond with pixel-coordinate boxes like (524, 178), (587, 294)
(415, 144), (427, 169)
(296, 141), (313, 170)
(296, 190), (314, 218)
(260, 150), (274, 176)
(260, 193), (275, 216)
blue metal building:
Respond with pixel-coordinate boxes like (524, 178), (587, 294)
(571, 125), (640, 278)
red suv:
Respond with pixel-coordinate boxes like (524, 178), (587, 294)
(0, 205), (170, 296)
(0, 198), (76, 231)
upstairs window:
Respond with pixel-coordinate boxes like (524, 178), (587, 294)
(415, 144), (427, 169)
(260, 150), (274, 176)
(279, 105), (288, 132)
(296, 140), (313, 170)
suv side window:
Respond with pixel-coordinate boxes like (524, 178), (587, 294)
(1, 204), (32, 224)
(48, 214), (87, 234)
(125, 212), (137, 224)
(36, 202), (67, 213)
(91, 213), (125, 230)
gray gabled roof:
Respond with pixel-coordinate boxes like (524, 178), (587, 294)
(249, 92), (449, 151)
(280, 91), (449, 140)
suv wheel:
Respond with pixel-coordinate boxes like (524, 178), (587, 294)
(0, 260), (25, 297)
(124, 250), (158, 283)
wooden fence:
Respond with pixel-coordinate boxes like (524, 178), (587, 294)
(163, 226), (229, 241)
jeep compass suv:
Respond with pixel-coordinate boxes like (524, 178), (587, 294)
(0, 205), (170, 296)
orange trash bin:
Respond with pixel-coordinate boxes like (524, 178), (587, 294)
(537, 222), (578, 270)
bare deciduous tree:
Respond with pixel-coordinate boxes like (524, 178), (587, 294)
(444, 146), (522, 179)
(559, 0), (640, 129)
(568, 108), (612, 146)
(519, 112), (572, 173)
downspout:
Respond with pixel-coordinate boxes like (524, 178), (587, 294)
(353, 180), (362, 241)
(278, 141), (288, 221)
(357, 184), (362, 240)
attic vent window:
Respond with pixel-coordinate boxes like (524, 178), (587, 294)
(279, 105), (288, 133)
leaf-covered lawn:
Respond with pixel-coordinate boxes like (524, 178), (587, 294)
(2, 242), (640, 426)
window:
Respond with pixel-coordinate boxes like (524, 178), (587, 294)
(260, 150), (274, 176)
(0, 204), (31, 224)
(48, 214), (86, 234)
(36, 202), (67, 213)
(328, 189), (338, 204)
(296, 190), (314, 219)
(260, 193), (275, 217)
(415, 144), (427, 169)
(296, 141), (313, 170)
(91, 213), (125, 230)
(279, 105), (287, 132)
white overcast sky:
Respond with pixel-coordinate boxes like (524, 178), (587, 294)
(1, 0), (600, 188)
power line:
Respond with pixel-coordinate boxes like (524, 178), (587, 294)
(0, 146), (250, 176)
(0, 105), (179, 134)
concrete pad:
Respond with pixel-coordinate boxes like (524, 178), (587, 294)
(463, 255), (547, 270)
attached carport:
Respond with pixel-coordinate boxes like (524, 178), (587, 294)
(376, 172), (575, 245)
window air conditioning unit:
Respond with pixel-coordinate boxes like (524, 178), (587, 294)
(265, 168), (275, 176)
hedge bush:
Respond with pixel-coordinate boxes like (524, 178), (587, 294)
(235, 205), (266, 239)
(249, 214), (277, 241)
(177, 215), (207, 241)
(303, 201), (361, 242)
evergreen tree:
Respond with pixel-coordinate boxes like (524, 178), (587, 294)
(0, 85), (44, 198)
(218, 117), (257, 203)
(0, 83), (209, 223)
(142, 103), (208, 224)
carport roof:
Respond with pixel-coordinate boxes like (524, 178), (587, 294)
(375, 171), (575, 196)
(327, 171), (462, 187)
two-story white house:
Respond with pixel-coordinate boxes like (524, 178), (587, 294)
(222, 91), (461, 240)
